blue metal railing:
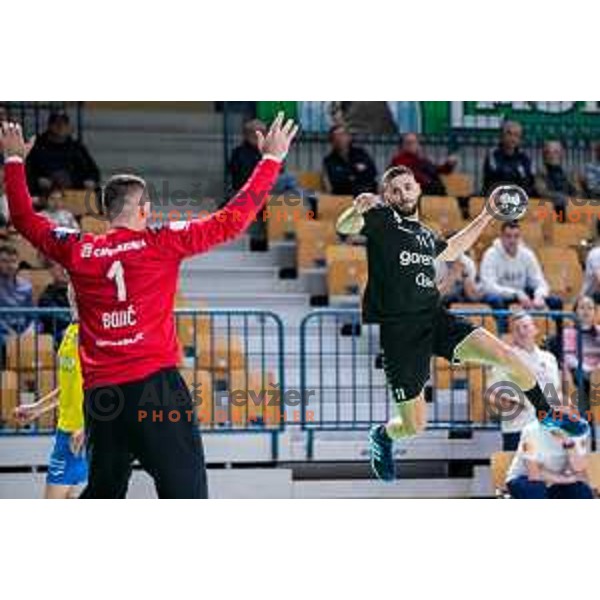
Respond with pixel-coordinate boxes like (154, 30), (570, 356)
(0, 308), (286, 459)
(299, 309), (587, 457)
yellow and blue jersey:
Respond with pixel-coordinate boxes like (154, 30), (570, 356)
(57, 323), (84, 433)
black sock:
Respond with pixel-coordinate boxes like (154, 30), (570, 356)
(524, 383), (551, 420)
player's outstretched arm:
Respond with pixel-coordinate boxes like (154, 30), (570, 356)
(436, 197), (495, 262)
(13, 388), (60, 425)
(161, 113), (299, 258)
(1, 123), (76, 266)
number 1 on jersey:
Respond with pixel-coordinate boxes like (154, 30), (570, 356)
(107, 260), (127, 302)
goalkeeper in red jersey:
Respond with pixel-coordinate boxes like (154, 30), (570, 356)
(1, 114), (298, 499)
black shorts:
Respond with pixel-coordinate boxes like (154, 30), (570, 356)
(380, 306), (476, 403)
(80, 368), (208, 499)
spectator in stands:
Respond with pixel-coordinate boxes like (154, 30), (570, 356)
(26, 111), (100, 196)
(582, 141), (600, 200)
(38, 260), (71, 344)
(323, 125), (377, 197)
(505, 418), (593, 498)
(488, 312), (563, 451)
(0, 164), (8, 226)
(0, 245), (33, 364)
(389, 132), (457, 196)
(562, 295), (600, 404)
(482, 121), (535, 196)
(480, 221), (562, 315)
(0, 105), (8, 161)
(229, 119), (300, 194)
(581, 243), (600, 304)
(436, 252), (482, 306)
(40, 186), (79, 231)
(535, 141), (580, 214)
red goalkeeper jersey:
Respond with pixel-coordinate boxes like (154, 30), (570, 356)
(4, 156), (281, 389)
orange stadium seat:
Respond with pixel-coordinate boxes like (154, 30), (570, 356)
(419, 196), (464, 236)
(0, 371), (19, 426)
(519, 221), (545, 249)
(550, 222), (591, 248)
(294, 170), (323, 192)
(228, 369), (282, 427)
(18, 269), (53, 304)
(6, 333), (55, 372)
(326, 245), (367, 297)
(180, 369), (213, 428)
(62, 189), (98, 217)
(538, 248), (583, 299)
(316, 195), (354, 224)
(441, 173), (474, 198)
(449, 303), (497, 335)
(195, 334), (246, 375)
(296, 220), (337, 269)
(265, 196), (311, 242)
(12, 235), (44, 269)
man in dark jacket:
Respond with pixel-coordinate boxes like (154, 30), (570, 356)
(26, 111), (100, 195)
(323, 125), (378, 196)
(482, 121), (535, 196)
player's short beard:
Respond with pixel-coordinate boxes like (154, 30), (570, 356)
(385, 196), (420, 218)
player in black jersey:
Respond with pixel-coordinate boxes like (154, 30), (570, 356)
(337, 166), (588, 482)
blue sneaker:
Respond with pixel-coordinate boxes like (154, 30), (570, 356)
(541, 411), (590, 438)
(368, 425), (396, 482)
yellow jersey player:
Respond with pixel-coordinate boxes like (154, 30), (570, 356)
(15, 286), (86, 499)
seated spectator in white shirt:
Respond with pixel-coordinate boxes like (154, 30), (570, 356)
(480, 221), (563, 329)
(505, 418), (593, 499)
(40, 186), (79, 231)
(436, 252), (482, 306)
(488, 312), (563, 451)
(581, 244), (600, 304)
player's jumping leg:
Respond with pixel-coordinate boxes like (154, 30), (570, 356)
(454, 328), (589, 437)
(369, 392), (426, 482)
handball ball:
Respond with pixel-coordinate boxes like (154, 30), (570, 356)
(487, 185), (529, 222)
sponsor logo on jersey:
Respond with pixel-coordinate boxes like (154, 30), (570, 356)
(169, 221), (190, 232)
(80, 239), (147, 259)
(399, 250), (435, 267)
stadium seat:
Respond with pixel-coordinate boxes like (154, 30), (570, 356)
(266, 196), (311, 242)
(12, 235), (43, 269)
(81, 216), (109, 235)
(537, 248), (583, 298)
(18, 269), (53, 304)
(519, 222), (545, 249)
(468, 367), (487, 424)
(228, 369), (282, 427)
(195, 333), (246, 374)
(419, 196), (464, 236)
(180, 369), (213, 427)
(550, 222), (591, 248)
(449, 303), (497, 335)
(296, 220), (337, 269)
(62, 189), (98, 217)
(294, 170), (323, 192)
(0, 371), (18, 426)
(440, 173), (474, 198)
(316, 195), (354, 224)
(326, 245), (367, 297)
(6, 333), (55, 372)
(490, 452), (514, 497)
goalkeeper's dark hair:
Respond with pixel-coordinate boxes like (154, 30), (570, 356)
(102, 174), (147, 220)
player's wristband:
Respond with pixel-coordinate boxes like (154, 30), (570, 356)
(3, 155), (24, 164)
(262, 154), (283, 163)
